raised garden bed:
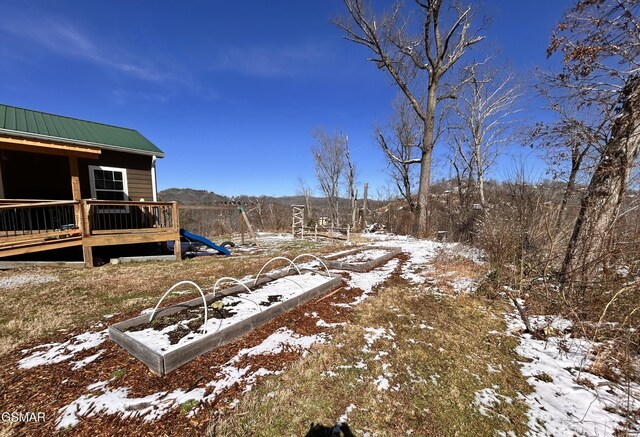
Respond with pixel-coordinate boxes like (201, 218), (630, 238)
(322, 246), (402, 272)
(109, 269), (342, 375)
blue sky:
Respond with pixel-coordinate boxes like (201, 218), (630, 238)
(0, 0), (572, 198)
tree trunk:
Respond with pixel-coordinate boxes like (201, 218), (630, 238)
(416, 80), (438, 237)
(555, 158), (580, 230)
(403, 177), (413, 212)
(561, 77), (640, 283)
(361, 183), (368, 228)
(477, 167), (486, 208)
(351, 189), (358, 228)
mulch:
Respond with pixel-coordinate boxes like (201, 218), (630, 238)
(0, 257), (406, 437)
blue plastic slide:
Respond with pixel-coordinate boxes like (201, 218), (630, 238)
(180, 229), (231, 256)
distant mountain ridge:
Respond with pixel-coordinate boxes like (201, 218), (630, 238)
(159, 188), (229, 205)
(158, 188), (382, 210)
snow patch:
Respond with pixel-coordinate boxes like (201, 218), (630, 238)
(55, 328), (322, 429)
(19, 330), (108, 369)
(71, 350), (105, 370)
(508, 313), (639, 436)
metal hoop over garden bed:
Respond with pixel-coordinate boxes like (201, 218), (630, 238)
(108, 257), (342, 375)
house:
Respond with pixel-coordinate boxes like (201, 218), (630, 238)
(0, 104), (181, 266)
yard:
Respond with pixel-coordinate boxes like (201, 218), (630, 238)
(0, 233), (637, 436)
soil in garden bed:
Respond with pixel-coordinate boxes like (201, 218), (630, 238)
(260, 294), (283, 306)
(124, 301), (237, 345)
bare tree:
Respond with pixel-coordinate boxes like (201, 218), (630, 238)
(311, 129), (347, 227)
(296, 176), (314, 222)
(344, 138), (359, 228)
(376, 97), (421, 211)
(532, 95), (607, 230)
(448, 149), (474, 209)
(336, 0), (483, 236)
(547, 0), (640, 282)
(449, 62), (522, 209)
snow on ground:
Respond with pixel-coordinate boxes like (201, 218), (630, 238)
(25, 232), (634, 435)
(361, 233), (465, 285)
(0, 273), (58, 289)
(19, 330), (108, 369)
(473, 387), (514, 417)
(236, 327), (324, 358)
(71, 350), (106, 370)
(57, 386), (206, 429)
(342, 259), (400, 306)
(255, 232), (293, 242)
(334, 248), (390, 264)
(507, 312), (640, 436)
(56, 328), (323, 429)
(450, 277), (478, 294)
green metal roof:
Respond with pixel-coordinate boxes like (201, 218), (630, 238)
(0, 104), (164, 157)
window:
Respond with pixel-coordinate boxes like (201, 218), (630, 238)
(88, 166), (129, 209)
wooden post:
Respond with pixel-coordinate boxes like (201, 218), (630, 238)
(68, 156), (82, 227)
(172, 202), (181, 260)
(347, 225), (350, 243)
(81, 200), (93, 267)
(240, 207), (259, 247)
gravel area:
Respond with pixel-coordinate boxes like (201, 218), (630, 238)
(0, 273), (58, 289)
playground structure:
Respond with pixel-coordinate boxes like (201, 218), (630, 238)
(169, 229), (232, 257)
(178, 203), (260, 249)
(290, 205), (351, 242)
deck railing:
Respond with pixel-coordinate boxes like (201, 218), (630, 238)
(0, 199), (180, 265)
(83, 200), (177, 235)
(0, 199), (178, 243)
(0, 200), (79, 239)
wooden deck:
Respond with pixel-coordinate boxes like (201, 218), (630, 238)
(0, 199), (181, 267)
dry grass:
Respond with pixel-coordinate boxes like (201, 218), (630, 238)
(0, 239), (341, 356)
(209, 274), (531, 436)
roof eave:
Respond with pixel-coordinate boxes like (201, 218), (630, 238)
(0, 128), (165, 158)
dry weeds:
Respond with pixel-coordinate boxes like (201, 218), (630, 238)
(210, 273), (531, 436)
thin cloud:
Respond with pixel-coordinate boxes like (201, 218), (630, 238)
(0, 14), (187, 85)
(212, 42), (334, 78)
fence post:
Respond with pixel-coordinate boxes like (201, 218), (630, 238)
(172, 202), (181, 261)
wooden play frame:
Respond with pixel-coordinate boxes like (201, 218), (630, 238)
(108, 269), (342, 375)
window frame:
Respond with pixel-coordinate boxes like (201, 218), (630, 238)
(88, 165), (129, 213)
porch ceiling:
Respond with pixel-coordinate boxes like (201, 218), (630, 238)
(0, 135), (101, 159)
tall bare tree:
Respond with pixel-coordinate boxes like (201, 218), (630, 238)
(547, 0), (640, 282)
(337, 0), (483, 236)
(296, 176), (314, 222)
(376, 97), (422, 211)
(311, 129), (347, 227)
(449, 62), (522, 209)
(344, 138), (359, 228)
